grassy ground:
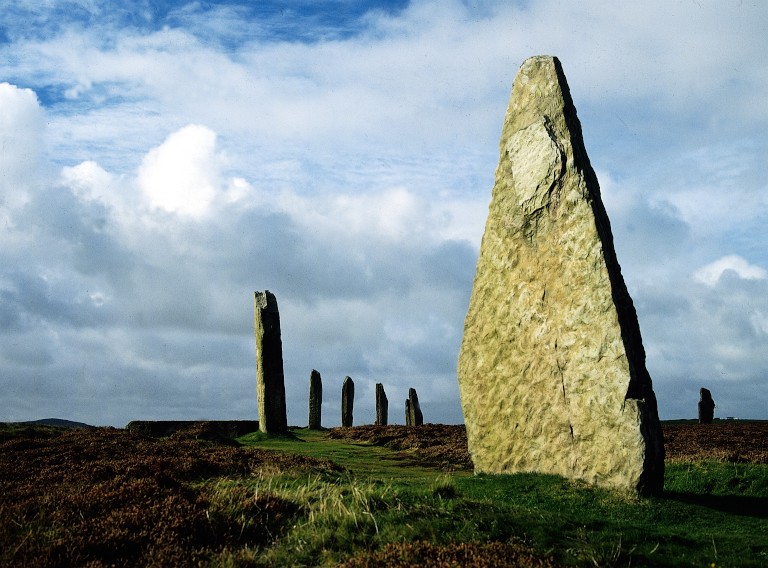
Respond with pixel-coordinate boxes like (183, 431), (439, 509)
(1, 423), (767, 566)
(226, 427), (768, 567)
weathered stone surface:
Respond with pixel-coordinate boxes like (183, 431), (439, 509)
(309, 369), (323, 429)
(375, 383), (388, 426)
(341, 376), (355, 427)
(698, 388), (715, 424)
(457, 55), (664, 495)
(405, 399), (412, 426)
(408, 388), (423, 426)
(254, 290), (288, 434)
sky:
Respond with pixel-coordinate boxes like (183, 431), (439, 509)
(1, 0), (766, 427)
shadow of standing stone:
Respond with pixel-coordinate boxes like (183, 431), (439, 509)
(254, 290), (288, 434)
(341, 376), (354, 427)
(308, 369), (322, 429)
(699, 388), (715, 424)
(375, 383), (388, 425)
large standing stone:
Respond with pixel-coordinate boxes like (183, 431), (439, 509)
(375, 383), (388, 425)
(254, 290), (288, 434)
(341, 376), (355, 427)
(698, 388), (715, 424)
(308, 369), (323, 429)
(407, 388), (423, 426)
(457, 56), (664, 495)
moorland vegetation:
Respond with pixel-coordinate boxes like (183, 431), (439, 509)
(1, 421), (766, 566)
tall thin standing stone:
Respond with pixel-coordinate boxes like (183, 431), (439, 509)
(341, 376), (354, 427)
(375, 383), (388, 425)
(698, 388), (715, 424)
(308, 369), (323, 429)
(254, 290), (288, 434)
(408, 388), (423, 426)
(405, 399), (412, 426)
(457, 56), (664, 495)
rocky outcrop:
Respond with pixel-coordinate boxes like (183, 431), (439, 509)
(254, 290), (288, 434)
(341, 376), (355, 427)
(375, 383), (388, 426)
(309, 369), (323, 429)
(457, 56), (664, 495)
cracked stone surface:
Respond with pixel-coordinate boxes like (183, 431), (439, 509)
(457, 56), (664, 495)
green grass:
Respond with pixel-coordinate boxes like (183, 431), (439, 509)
(238, 427), (453, 480)
(223, 428), (768, 567)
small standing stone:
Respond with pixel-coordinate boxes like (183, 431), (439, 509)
(341, 376), (355, 427)
(405, 399), (413, 426)
(375, 383), (388, 425)
(408, 388), (424, 426)
(698, 388), (715, 424)
(254, 290), (288, 434)
(308, 369), (323, 429)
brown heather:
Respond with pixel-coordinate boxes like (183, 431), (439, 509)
(0, 424), (338, 567)
(340, 540), (556, 568)
(329, 422), (768, 468)
(328, 424), (473, 471)
(663, 421), (768, 464)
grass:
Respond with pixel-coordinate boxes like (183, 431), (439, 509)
(2, 423), (767, 566)
(228, 427), (768, 567)
(238, 427), (458, 480)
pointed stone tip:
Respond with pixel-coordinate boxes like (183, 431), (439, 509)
(254, 290), (277, 310)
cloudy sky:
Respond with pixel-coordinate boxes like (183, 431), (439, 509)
(1, 0), (766, 427)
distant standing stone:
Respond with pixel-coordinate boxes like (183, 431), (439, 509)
(405, 399), (412, 426)
(308, 369), (323, 429)
(698, 388), (715, 424)
(375, 383), (388, 426)
(341, 376), (355, 427)
(254, 290), (288, 434)
(408, 388), (423, 426)
(457, 55), (664, 496)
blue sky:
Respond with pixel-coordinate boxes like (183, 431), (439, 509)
(1, 0), (767, 427)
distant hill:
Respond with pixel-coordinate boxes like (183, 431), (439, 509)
(22, 418), (95, 429)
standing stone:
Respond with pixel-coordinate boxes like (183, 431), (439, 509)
(457, 56), (664, 496)
(308, 369), (323, 429)
(405, 399), (413, 426)
(375, 383), (388, 425)
(698, 388), (715, 424)
(341, 376), (355, 427)
(254, 290), (288, 434)
(408, 388), (424, 426)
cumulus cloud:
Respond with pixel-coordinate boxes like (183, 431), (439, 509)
(138, 124), (221, 217)
(0, 1), (767, 425)
(693, 255), (768, 287)
(0, 83), (46, 208)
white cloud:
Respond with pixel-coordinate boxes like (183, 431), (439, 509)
(61, 160), (115, 203)
(2, 1), (768, 424)
(750, 311), (768, 336)
(0, 82), (46, 208)
(138, 124), (220, 217)
(693, 255), (768, 287)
